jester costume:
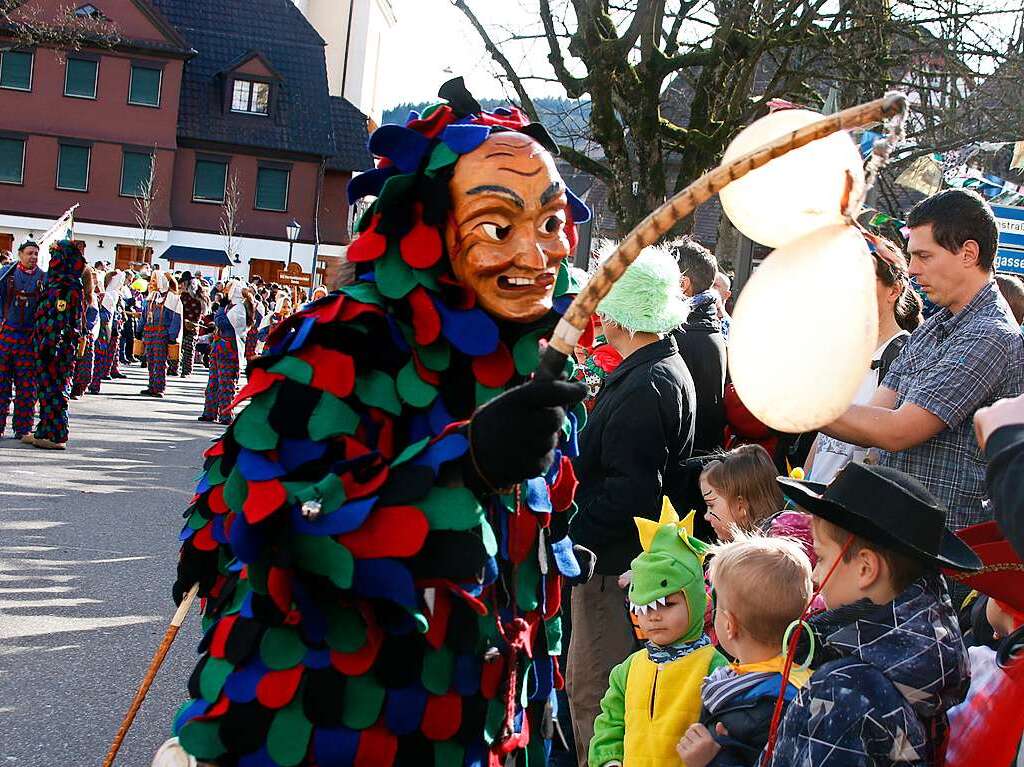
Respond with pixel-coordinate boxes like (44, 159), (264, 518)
(201, 282), (247, 425)
(163, 81), (595, 767)
(140, 272), (183, 396)
(590, 503), (727, 767)
(0, 256), (44, 437)
(31, 240), (86, 448)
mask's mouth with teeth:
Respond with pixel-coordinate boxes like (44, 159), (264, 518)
(496, 272), (556, 292)
(630, 595), (670, 615)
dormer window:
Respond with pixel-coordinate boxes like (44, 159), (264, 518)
(74, 4), (106, 19)
(231, 79), (270, 115)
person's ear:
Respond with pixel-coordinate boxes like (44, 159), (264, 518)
(960, 239), (981, 269)
(886, 281), (902, 306)
(680, 275), (692, 295)
(856, 548), (883, 590)
(720, 608), (739, 641)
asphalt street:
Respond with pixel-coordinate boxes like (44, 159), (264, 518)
(0, 364), (221, 766)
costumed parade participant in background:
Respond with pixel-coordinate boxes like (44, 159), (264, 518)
(90, 270), (126, 393)
(28, 240), (86, 450)
(199, 280), (249, 425)
(255, 291), (293, 354)
(0, 240), (43, 439)
(155, 78), (594, 767)
(139, 272), (183, 398)
(180, 272), (209, 378)
(243, 291), (264, 363)
(589, 503), (726, 767)
(70, 265), (100, 400)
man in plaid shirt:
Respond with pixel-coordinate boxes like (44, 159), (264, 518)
(822, 189), (1024, 530)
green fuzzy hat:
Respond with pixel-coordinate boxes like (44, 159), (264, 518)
(628, 499), (710, 643)
(596, 244), (688, 333)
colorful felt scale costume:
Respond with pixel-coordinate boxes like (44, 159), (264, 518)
(90, 271), (127, 393)
(140, 272), (183, 396)
(31, 240), (86, 449)
(163, 81), (595, 767)
(0, 254), (44, 438)
(590, 502), (727, 767)
(202, 282), (248, 425)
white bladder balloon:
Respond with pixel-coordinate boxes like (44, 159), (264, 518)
(728, 224), (877, 433)
(720, 110), (865, 248)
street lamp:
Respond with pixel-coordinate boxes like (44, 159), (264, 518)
(286, 219), (301, 266)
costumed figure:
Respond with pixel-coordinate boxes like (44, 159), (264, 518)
(0, 240), (44, 439)
(121, 278), (143, 364)
(243, 293), (264, 363)
(255, 292), (293, 356)
(71, 266), (100, 399)
(29, 240), (86, 450)
(589, 502), (727, 767)
(181, 272), (210, 377)
(200, 281), (249, 425)
(90, 270), (127, 393)
(155, 79), (595, 767)
(139, 272), (183, 397)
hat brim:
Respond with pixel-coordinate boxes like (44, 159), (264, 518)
(779, 477), (982, 572)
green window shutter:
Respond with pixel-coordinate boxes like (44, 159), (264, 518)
(255, 167), (289, 211)
(57, 144), (90, 191)
(129, 65), (161, 106)
(193, 159), (227, 202)
(121, 151), (152, 196)
(65, 58), (98, 98)
(0, 51), (33, 90)
(0, 138), (25, 183)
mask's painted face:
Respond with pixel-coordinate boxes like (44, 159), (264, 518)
(446, 132), (571, 323)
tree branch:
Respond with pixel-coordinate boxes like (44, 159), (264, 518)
(451, 0), (538, 118)
(539, 0), (589, 97)
(558, 144), (614, 182)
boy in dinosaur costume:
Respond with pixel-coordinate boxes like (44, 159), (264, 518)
(590, 501), (727, 767)
(154, 79), (595, 767)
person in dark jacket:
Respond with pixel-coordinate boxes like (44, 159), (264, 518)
(765, 463), (981, 767)
(671, 237), (727, 455)
(974, 393), (1024, 558)
(566, 244), (694, 767)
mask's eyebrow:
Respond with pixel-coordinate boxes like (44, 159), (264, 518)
(540, 181), (564, 207)
(466, 185), (525, 209)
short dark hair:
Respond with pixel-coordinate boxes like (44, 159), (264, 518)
(906, 189), (998, 270)
(996, 273), (1024, 324)
(18, 240), (38, 253)
(671, 236), (718, 293)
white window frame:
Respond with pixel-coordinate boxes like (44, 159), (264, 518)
(128, 63), (162, 108)
(56, 142), (91, 192)
(0, 50), (34, 92)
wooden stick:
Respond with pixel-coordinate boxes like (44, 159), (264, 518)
(536, 91), (908, 378)
(101, 583), (199, 767)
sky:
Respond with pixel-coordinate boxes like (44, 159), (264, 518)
(380, 0), (565, 108)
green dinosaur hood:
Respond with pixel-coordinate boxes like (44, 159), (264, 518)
(628, 499), (709, 643)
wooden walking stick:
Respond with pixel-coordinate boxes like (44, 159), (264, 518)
(535, 91), (909, 380)
(101, 583), (199, 767)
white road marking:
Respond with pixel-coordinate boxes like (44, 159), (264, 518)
(0, 587), (74, 594)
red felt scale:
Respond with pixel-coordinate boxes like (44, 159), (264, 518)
(231, 368), (284, 410)
(256, 665), (304, 709)
(471, 344), (514, 389)
(421, 693), (462, 740)
(400, 215), (444, 269)
(407, 287), (441, 346)
(299, 346), (356, 399)
(548, 456), (577, 514)
(346, 217), (387, 263)
(242, 480), (287, 524)
(354, 725), (398, 767)
(339, 506), (428, 558)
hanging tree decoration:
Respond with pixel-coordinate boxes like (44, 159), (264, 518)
(537, 92), (910, 433)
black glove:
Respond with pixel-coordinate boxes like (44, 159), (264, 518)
(565, 544), (596, 586)
(464, 378), (586, 496)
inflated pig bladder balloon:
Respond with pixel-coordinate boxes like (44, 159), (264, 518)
(720, 109), (865, 248)
(728, 224), (877, 433)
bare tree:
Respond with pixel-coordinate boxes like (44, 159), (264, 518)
(134, 151), (159, 260)
(1, 1), (119, 51)
(454, 0), (1024, 235)
(219, 170), (243, 264)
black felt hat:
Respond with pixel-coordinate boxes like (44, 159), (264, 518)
(778, 462), (982, 572)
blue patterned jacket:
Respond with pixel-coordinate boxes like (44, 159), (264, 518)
(765, 577), (970, 766)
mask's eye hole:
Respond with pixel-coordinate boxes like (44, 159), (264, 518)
(480, 223), (512, 242)
(539, 214), (565, 235)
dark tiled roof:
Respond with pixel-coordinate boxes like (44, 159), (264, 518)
(162, 245), (231, 267)
(149, 0), (335, 157)
(327, 97), (373, 172)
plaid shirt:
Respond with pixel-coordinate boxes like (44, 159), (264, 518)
(880, 281), (1024, 529)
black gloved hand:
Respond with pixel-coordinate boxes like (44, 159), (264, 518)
(464, 378), (586, 496)
(565, 544), (596, 586)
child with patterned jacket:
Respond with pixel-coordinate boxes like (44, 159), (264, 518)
(676, 534), (814, 767)
(590, 501), (728, 767)
(760, 463), (981, 767)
